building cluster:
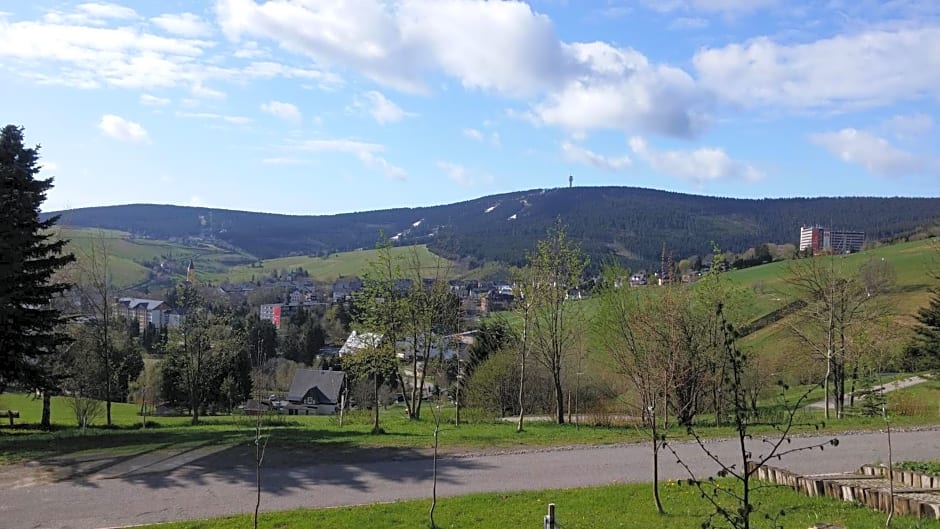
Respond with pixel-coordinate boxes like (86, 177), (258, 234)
(259, 277), (523, 328)
(114, 297), (182, 333)
(799, 226), (865, 254)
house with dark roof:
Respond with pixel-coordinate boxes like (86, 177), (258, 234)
(286, 369), (346, 415)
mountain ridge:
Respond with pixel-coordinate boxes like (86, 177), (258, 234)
(45, 186), (940, 269)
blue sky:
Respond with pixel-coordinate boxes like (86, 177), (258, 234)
(2, 0), (938, 215)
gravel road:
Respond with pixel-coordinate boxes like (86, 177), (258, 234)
(0, 428), (937, 529)
(804, 376), (929, 410)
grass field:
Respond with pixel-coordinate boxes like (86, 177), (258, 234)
(3, 391), (937, 465)
(137, 479), (939, 529)
(53, 226), (256, 289)
(212, 244), (459, 283)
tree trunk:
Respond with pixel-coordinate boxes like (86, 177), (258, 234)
(41, 391), (52, 430)
(651, 411), (664, 514)
(516, 323), (528, 433)
(429, 424), (439, 528)
(372, 376), (380, 434)
(553, 367), (565, 425)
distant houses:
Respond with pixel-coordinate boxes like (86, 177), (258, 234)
(115, 297), (181, 333)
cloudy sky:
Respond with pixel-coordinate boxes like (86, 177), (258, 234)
(2, 0), (938, 215)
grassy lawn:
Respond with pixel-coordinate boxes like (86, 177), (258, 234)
(886, 377), (940, 419)
(213, 244), (458, 283)
(3, 392), (937, 465)
(138, 480), (940, 529)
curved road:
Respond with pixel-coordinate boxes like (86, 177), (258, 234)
(1, 428), (937, 529)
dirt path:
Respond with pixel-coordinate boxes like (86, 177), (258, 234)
(805, 375), (928, 410)
(1, 428), (938, 529)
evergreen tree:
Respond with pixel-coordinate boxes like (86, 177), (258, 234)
(0, 125), (75, 399)
(906, 290), (940, 370)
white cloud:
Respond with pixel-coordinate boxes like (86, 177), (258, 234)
(177, 112), (252, 125)
(629, 136), (762, 184)
(561, 142), (632, 171)
(41, 161), (60, 172)
(0, 9), (334, 93)
(140, 94), (171, 106)
(464, 127), (500, 146)
(295, 139), (406, 180)
(352, 91), (414, 124)
(669, 17), (709, 30)
(261, 157), (310, 165)
(215, 0), (566, 95)
(809, 128), (935, 176)
(191, 83), (225, 99)
(261, 100), (301, 123)
(883, 113), (934, 139)
(98, 114), (149, 143)
(233, 41), (266, 59)
(640, 0), (777, 13)
(151, 13), (212, 38)
(437, 161), (493, 187)
(463, 128), (484, 141)
(214, 0), (707, 137)
(528, 42), (709, 137)
(694, 27), (940, 110)
(360, 151), (407, 180)
(77, 2), (138, 20)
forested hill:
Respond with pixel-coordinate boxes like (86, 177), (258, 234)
(45, 187), (940, 268)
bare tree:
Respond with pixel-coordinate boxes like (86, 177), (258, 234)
(71, 230), (119, 426)
(401, 248), (460, 420)
(512, 266), (536, 432)
(250, 340), (270, 529)
(528, 223), (588, 424)
(786, 255), (894, 418)
(665, 306), (837, 529)
(129, 362), (162, 428)
(596, 271), (667, 514)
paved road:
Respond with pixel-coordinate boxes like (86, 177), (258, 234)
(805, 376), (928, 409)
(0, 428), (937, 529)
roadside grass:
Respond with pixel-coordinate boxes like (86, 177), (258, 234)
(3, 392), (938, 465)
(137, 479), (940, 529)
(896, 460), (940, 476)
(886, 377), (940, 419)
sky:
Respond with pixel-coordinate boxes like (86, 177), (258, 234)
(1, 0), (939, 215)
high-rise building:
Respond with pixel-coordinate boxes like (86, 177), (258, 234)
(799, 226), (864, 254)
(799, 226), (825, 252)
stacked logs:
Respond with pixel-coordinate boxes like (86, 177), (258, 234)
(747, 462), (940, 520)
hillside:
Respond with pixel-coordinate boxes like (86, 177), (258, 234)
(45, 187), (940, 269)
(54, 227), (255, 290)
(208, 244), (458, 284)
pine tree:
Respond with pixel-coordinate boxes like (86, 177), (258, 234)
(0, 125), (75, 400)
(906, 289), (940, 370)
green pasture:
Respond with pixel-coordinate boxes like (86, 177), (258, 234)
(213, 244), (458, 283)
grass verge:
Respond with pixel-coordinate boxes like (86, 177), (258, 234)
(3, 391), (938, 466)
(138, 480), (940, 529)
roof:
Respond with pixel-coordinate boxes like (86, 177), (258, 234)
(287, 369), (345, 404)
(338, 330), (383, 356)
(118, 297), (167, 311)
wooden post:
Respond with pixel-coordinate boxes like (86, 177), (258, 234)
(544, 503), (556, 529)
